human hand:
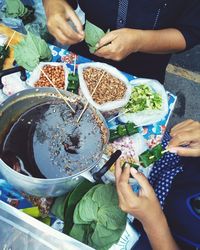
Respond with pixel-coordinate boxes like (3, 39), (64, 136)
(168, 119), (200, 157)
(115, 161), (164, 227)
(43, 0), (84, 45)
(94, 28), (143, 61)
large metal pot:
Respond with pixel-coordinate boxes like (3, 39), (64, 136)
(0, 67), (110, 197)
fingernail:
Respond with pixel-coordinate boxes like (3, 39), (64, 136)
(130, 168), (138, 175)
(124, 163), (130, 168)
(168, 147), (177, 154)
(95, 43), (99, 48)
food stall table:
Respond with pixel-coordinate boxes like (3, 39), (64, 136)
(0, 44), (177, 249)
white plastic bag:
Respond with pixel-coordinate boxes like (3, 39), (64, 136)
(118, 78), (168, 126)
(27, 62), (69, 90)
(78, 62), (131, 113)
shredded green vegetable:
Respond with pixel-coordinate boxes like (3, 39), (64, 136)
(125, 84), (162, 113)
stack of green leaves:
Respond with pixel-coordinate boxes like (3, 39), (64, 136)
(0, 45), (9, 70)
(5, 0), (28, 18)
(125, 84), (162, 113)
(85, 20), (107, 53)
(70, 184), (127, 250)
(14, 31), (52, 71)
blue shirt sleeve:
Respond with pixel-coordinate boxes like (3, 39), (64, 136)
(175, 0), (200, 49)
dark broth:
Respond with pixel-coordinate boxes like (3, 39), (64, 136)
(1, 100), (103, 179)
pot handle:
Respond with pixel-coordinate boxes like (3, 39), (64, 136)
(92, 150), (122, 182)
(0, 66), (27, 90)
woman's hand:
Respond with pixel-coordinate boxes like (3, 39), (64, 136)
(115, 161), (164, 227)
(115, 161), (180, 250)
(168, 119), (200, 157)
(94, 28), (143, 61)
(43, 0), (84, 45)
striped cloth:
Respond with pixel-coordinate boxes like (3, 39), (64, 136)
(116, 0), (129, 28)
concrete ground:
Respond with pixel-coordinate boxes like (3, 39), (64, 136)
(164, 45), (200, 129)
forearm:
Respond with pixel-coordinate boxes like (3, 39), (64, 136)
(138, 28), (186, 54)
(143, 214), (180, 250)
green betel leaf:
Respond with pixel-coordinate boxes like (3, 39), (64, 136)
(5, 0), (28, 18)
(79, 198), (98, 223)
(14, 32), (52, 71)
(70, 224), (88, 242)
(98, 205), (127, 230)
(63, 180), (94, 234)
(92, 184), (118, 206)
(73, 202), (86, 224)
(50, 195), (66, 221)
(14, 42), (39, 71)
(91, 223), (124, 249)
(26, 32), (52, 61)
(85, 20), (106, 53)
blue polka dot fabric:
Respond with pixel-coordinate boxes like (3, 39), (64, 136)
(149, 132), (183, 209)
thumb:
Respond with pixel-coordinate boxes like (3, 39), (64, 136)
(66, 8), (84, 35)
(130, 169), (153, 193)
(96, 31), (116, 49)
(169, 147), (200, 157)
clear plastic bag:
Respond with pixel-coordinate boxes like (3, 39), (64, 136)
(118, 78), (168, 126)
(27, 62), (69, 90)
(78, 62), (131, 115)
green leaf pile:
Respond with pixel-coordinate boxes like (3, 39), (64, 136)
(70, 184), (127, 250)
(85, 20), (106, 53)
(14, 31), (52, 71)
(125, 84), (162, 113)
(5, 0), (28, 18)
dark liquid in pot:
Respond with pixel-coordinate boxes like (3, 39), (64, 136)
(1, 100), (103, 179)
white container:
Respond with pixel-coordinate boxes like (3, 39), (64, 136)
(0, 201), (93, 250)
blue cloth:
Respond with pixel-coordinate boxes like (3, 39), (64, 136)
(133, 132), (200, 250)
(149, 132), (183, 208)
(164, 156), (200, 249)
(68, 0), (200, 82)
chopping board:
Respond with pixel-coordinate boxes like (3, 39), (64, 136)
(0, 24), (24, 70)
